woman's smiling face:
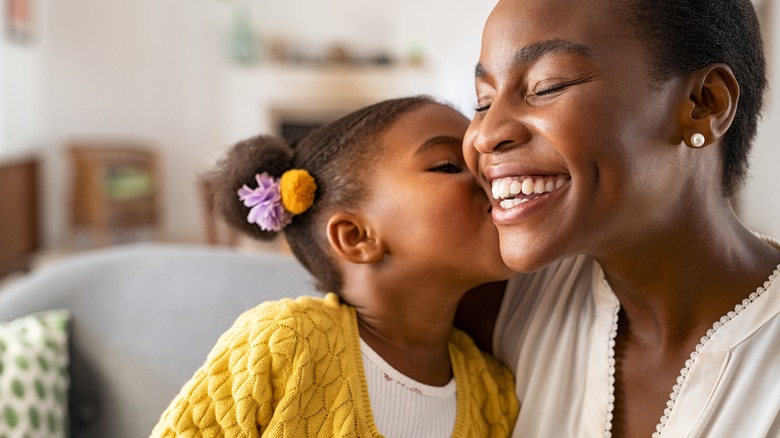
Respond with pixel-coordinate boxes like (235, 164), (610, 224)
(463, 0), (693, 271)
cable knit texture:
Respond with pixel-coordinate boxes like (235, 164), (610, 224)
(151, 293), (518, 437)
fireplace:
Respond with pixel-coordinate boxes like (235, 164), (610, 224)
(269, 105), (352, 146)
(279, 120), (323, 146)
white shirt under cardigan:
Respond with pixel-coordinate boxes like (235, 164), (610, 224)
(494, 237), (780, 438)
(360, 338), (457, 438)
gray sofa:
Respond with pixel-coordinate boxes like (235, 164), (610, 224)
(0, 243), (316, 438)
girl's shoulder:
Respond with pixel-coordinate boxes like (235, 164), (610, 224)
(251, 293), (358, 368)
(204, 293), (350, 363)
(449, 328), (507, 376)
(230, 292), (346, 334)
(244, 292), (341, 318)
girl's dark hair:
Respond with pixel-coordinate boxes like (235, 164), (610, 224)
(621, 0), (766, 196)
(203, 95), (437, 292)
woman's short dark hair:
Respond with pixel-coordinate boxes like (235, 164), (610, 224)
(622, 0), (766, 196)
(203, 96), (437, 292)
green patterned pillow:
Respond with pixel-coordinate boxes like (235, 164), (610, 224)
(0, 310), (70, 437)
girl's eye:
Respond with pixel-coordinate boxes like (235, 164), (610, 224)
(432, 162), (462, 174)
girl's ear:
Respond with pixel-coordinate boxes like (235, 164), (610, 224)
(678, 63), (739, 148)
(326, 212), (386, 264)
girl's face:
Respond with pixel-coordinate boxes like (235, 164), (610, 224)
(364, 103), (513, 288)
(463, 0), (691, 271)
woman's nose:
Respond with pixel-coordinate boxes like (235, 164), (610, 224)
(467, 97), (531, 155)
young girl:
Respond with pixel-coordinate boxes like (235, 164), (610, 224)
(151, 96), (518, 437)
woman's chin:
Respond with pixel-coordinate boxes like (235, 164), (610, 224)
(499, 243), (558, 273)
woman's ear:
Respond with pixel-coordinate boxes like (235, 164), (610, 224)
(326, 212), (386, 264)
(679, 63), (739, 148)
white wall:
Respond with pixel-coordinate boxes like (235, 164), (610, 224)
(42, 0), (233, 246)
(740, 0), (780, 238)
(244, 0), (493, 112)
(7, 0), (777, 248)
(0, 0), (46, 159)
(34, 0), (496, 248)
(0, 17), (5, 151)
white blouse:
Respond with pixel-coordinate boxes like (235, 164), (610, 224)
(494, 238), (780, 437)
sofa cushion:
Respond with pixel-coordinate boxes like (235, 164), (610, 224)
(0, 309), (70, 437)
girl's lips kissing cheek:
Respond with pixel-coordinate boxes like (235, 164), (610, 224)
(489, 175), (571, 221)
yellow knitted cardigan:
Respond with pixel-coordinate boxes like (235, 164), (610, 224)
(152, 293), (518, 437)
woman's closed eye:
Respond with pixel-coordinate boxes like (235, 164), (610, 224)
(529, 76), (591, 100)
(473, 81), (577, 114)
(474, 101), (491, 114)
(533, 80), (573, 96)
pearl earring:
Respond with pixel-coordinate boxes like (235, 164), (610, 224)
(691, 133), (705, 148)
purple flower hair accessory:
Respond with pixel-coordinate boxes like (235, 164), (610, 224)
(237, 172), (292, 231)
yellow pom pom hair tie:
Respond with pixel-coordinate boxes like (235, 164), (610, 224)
(279, 169), (317, 215)
(237, 169), (317, 231)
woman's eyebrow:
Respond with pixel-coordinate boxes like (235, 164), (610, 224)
(414, 135), (463, 156)
(474, 38), (593, 79)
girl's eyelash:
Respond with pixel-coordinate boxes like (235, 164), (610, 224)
(431, 161), (462, 173)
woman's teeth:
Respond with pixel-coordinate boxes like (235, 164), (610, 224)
(491, 176), (569, 209)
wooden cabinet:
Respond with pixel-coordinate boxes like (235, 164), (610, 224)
(0, 156), (40, 278)
(68, 143), (161, 246)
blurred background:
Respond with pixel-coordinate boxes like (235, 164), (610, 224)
(0, 0), (777, 283)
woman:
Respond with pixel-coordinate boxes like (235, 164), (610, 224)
(458, 0), (780, 436)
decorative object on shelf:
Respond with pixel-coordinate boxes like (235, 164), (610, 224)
(5, 0), (34, 44)
(229, 1), (260, 65)
(407, 42), (425, 66)
(267, 37), (289, 63)
(326, 44), (349, 65)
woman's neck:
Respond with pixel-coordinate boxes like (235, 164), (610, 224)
(596, 207), (780, 348)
